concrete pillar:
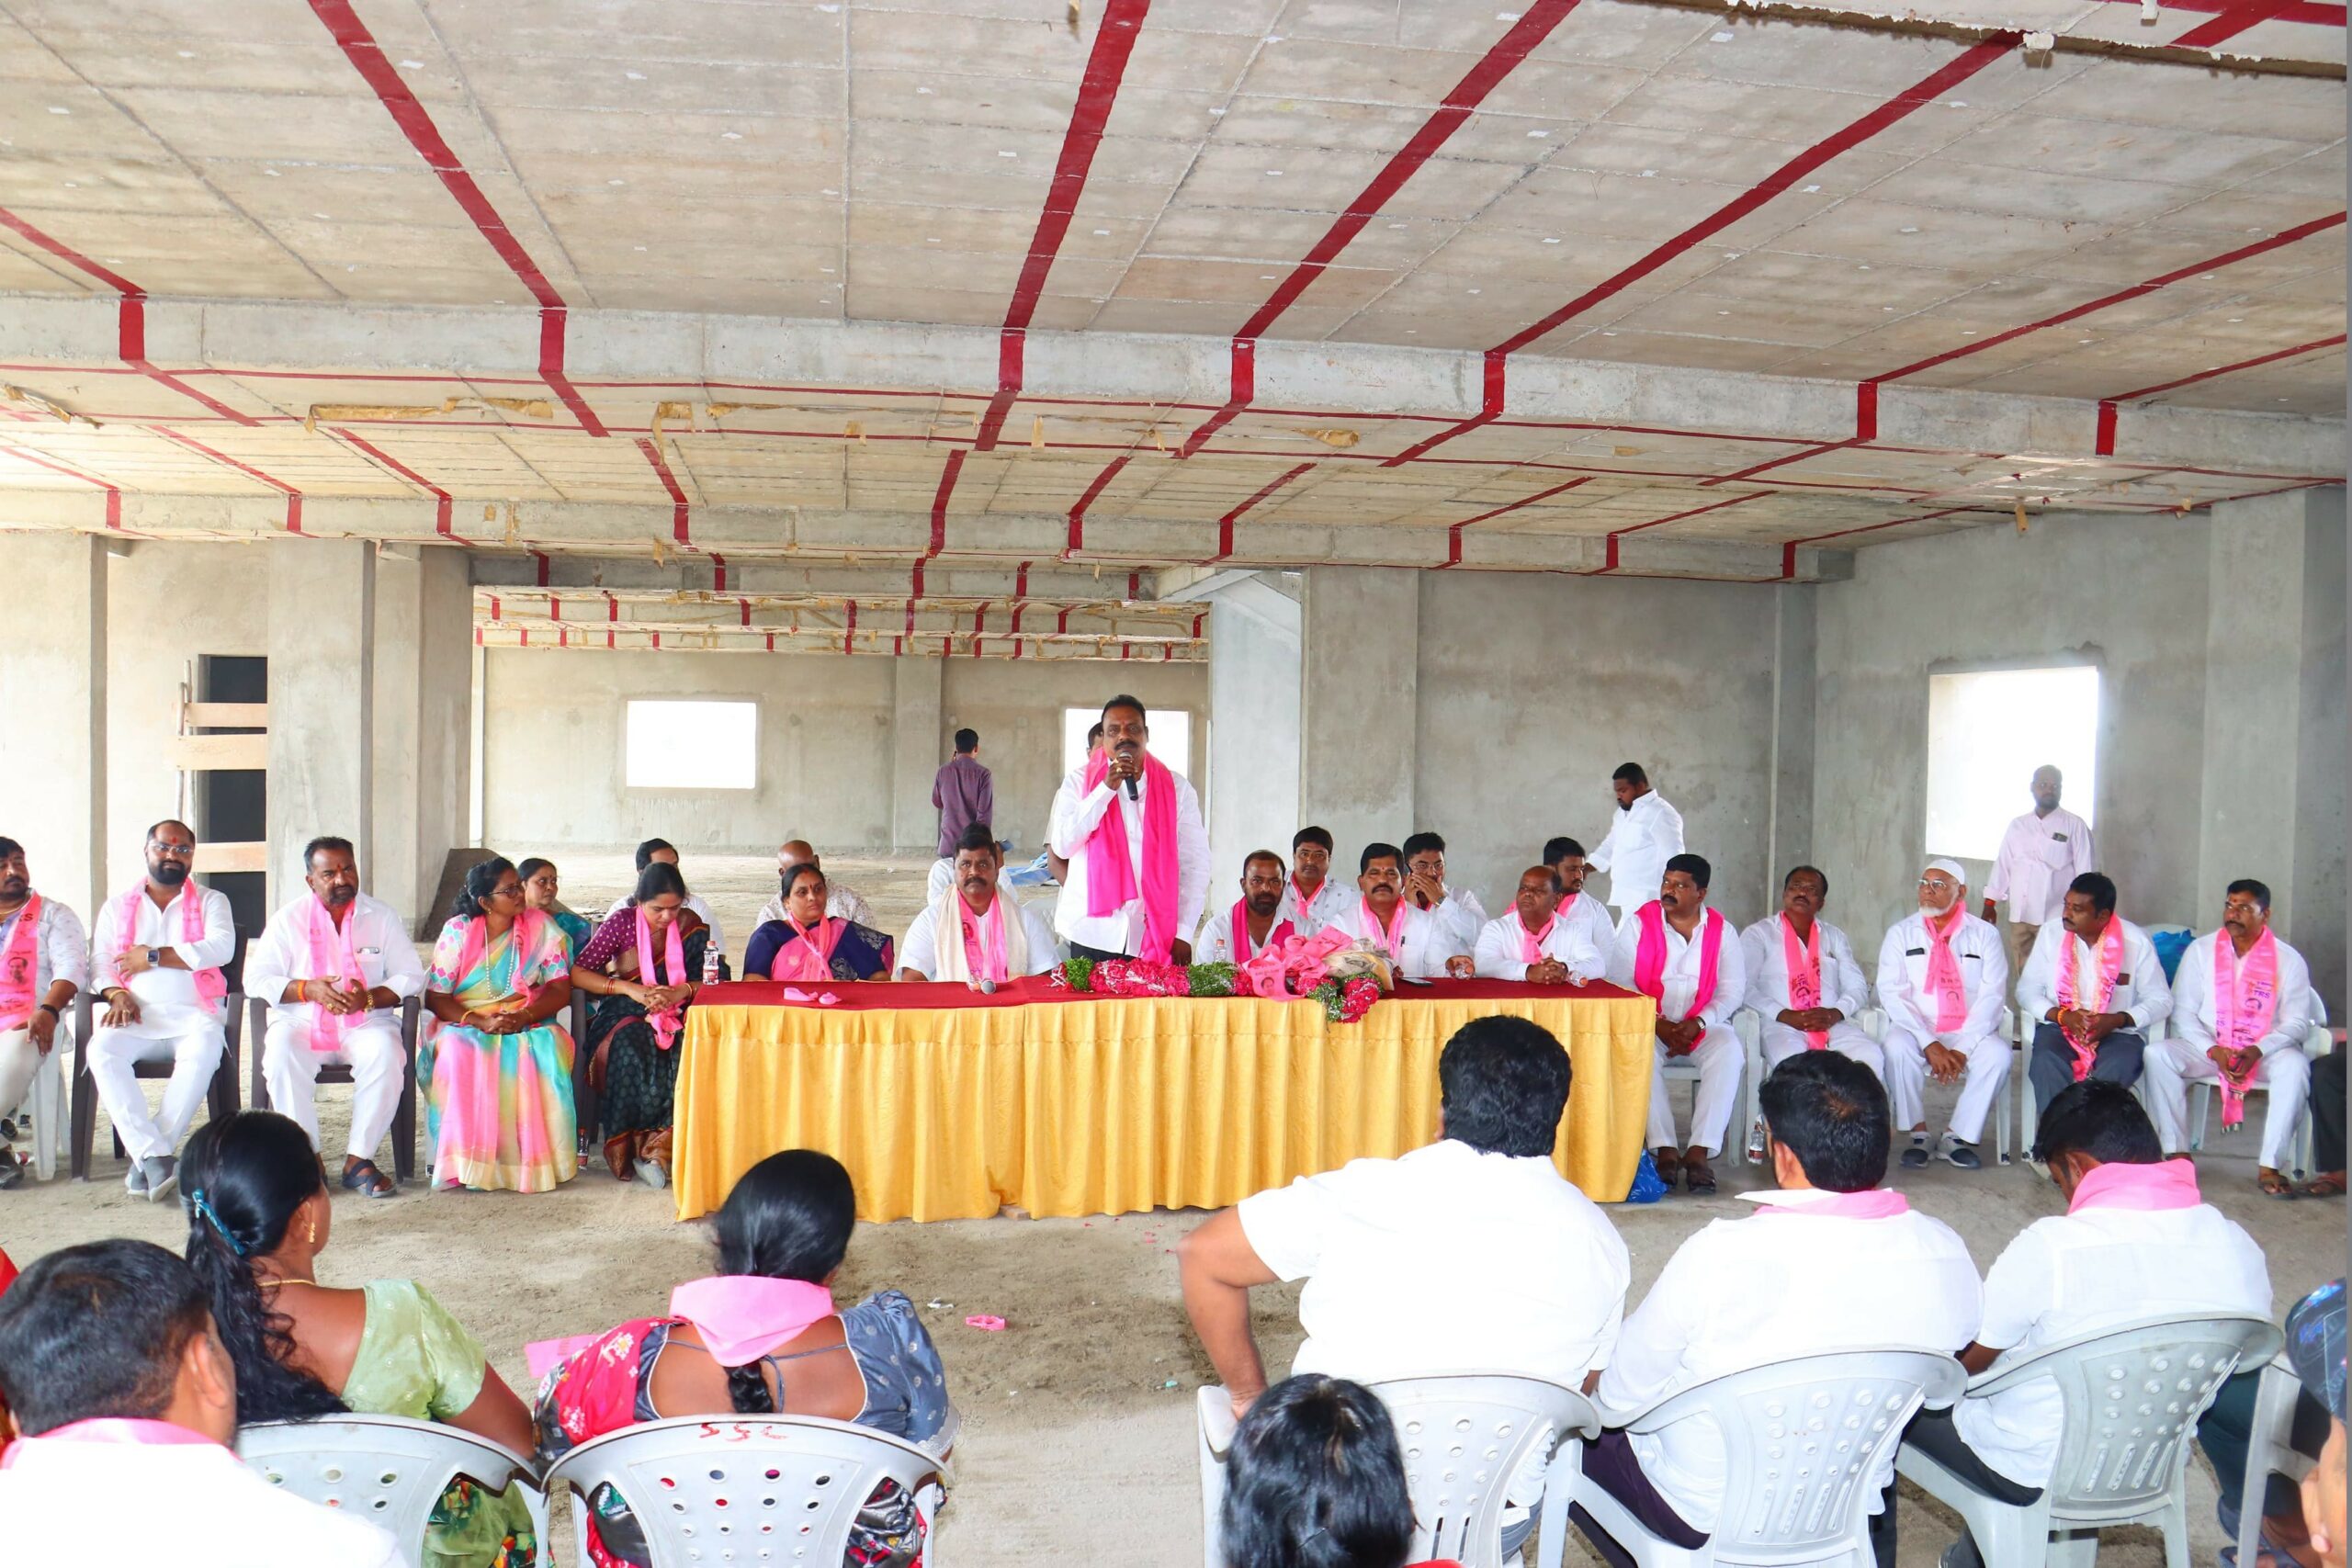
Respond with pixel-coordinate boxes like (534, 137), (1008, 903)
(1765, 583), (1818, 911)
(266, 539), (374, 909)
(0, 534), (107, 919)
(1204, 575), (1303, 885)
(1300, 567), (1419, 855)
(889, 657), (944, 852)
(369, 545), (474, 932)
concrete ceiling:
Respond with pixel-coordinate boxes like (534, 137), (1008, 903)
(0, 0), (2343, 633)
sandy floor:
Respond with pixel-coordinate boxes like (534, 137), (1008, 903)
(3, 851), (2339, 1566)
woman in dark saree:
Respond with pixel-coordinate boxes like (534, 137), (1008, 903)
(743, 861), (894, 982)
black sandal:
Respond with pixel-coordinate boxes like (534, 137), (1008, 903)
(341, 1158), (398, 1199)
(1682, 1155), (1718, 1195)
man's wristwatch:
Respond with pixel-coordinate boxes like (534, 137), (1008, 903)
(145, 947), (162, 967)
(35, 1003), (59, 1020)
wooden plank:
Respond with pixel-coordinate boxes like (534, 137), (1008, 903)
(192, 841), (266, 874)
(183, 702), (268, 730)
(168, 733), (268, 772)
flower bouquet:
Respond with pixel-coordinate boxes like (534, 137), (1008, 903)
(1051, 934), (1381, 1024)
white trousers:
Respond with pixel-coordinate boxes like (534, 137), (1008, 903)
(1650, 1025), (1742, 1155)
(85, 1019), (224, 1162)
(0, 1027), (44, 1127)
(1758, 1020), (1885, 1080)
(1882, 1023), (2008, 1144)
(263, 1013), (405, 1162)
(2143, 1036), (2312, 1170)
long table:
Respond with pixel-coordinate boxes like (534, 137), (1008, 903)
(670, 976), (1657, 1224)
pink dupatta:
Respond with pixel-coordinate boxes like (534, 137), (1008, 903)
(301, 895), (366, 1054)
(1634, 901), (1722, 1018)
(1922, 906), (1970, 1032)
(2057, 915), (2129, 1081)
(959, 893), (1010, 982)
(774, 917), (842, 983)
(0, 894), (41, 1031)
(0, 1418), (220, 1468)
(1082, 750), (1182, 963)
(668, 1276), (838, 1367)
(2213, 928), (2282, 1130)
(1753, 1187), (1910, 1220)
(1230, 900), (1295, 962)
(1360, 897), (1408, 964)
(1780, 913), (1828, 1048)
(634, 906), (688, 1050)
(1518, 911), (1558, 966)
(113, 882), (227, 1018)
(2067, 1157), (2201, 1214)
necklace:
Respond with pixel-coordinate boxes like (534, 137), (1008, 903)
(258, 1278), (318, 1289)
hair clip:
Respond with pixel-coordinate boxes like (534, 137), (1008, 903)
(187, 1189), (248, 1258)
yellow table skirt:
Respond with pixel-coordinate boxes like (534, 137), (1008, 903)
(673, 992), (1657, 1223)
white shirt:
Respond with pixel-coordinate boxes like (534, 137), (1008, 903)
(609, 893), (725, 962)
(1555, 890), (1618, 964)
(1240, 1138), (1631, 1389)
(1280, 875), (1351, 936)
(1587, 791), (1685, 912)
(1422, 886), (1488, 956)
(1599, 1190), (1984, 1529)
(897, 893), (1058, 980)
(1739, 915), (1869, 1021)
(242, 893), (429, 1027)
(1196, 899), (1295, 964)
(1325, 898), (1463, 980)
(1985, 807), (2096, 927)
(1606, 905), (1747, 1032)
(1959, 1194), (2269, 1487)
(2169, 929), (2313, 1057)
(87, 883), (238, 1033)
(1046, 761), (1210, 954)
(0, 1429), (404, 1567)
(1472, 911), (1604, 983)
(0, 895), (89, 1004)
(2017, 917), (2173, 1034)
(753, 882), (878, 936)
(1875, 908), (2009, 1041)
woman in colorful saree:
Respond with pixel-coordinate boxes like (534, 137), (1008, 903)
(517, 858), (594, 961)
(421, 857), (577, 1193)
(533, 1149), (955, 1568)
(568, 862), (722, 1190)
(742, 862), (894, 982)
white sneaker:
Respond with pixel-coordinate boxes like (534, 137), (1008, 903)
(634, 1157), (669, 1190)
(141, 1155), (177, 1202)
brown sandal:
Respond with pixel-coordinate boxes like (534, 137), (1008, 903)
(1651, 1146), (1682, 1190)
(2257, 1167), (2298, 1199)
(1682, 1151), (1718, 1194)
(605, 1131), (639, 1180)
(2298, 1171), (2346, 1199)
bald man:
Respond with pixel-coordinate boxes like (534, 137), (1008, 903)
(754, 840), (878, 932)
(1878, 857), (2011, 1171)
(1984, 764), (2096, 994)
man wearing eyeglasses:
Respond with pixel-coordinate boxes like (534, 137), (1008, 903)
(85, 820), (236, 1201)
(1877, 856), (2011, 1171)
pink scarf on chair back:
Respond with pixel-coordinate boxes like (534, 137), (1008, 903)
(113, 882), (227, 1018)
(2057, 915), (2129, 1081)
(1230, 900), (1295, 963)
(1780, 913), (1827, 1048)
(1634, 902), (1721, 1017)
(1082, 750), (1182, 963)
(2213, 928), (2281, 1129)
(1922, 906), (1970, 1032)
(0, 895), (43, 1032)
(634, 906), (688, 1050)
(775, 917), (842, 983)
(302, 895), (365, 1054)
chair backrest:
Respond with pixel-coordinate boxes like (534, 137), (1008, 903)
(239, 1415), (537, 1554)
(1626, 1348), (1962, 1566)
(541, 1414), (946, 1568)
(1374, 1373), (1600, 1565)
(1967, 1312), (2282, 1526)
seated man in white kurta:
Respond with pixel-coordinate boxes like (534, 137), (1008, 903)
(1607, 852), (1747, 1195)
(1278, 827), (1350, 936)
(1739, 864), (1880, 1077)
(1324, 843), (1471, 981)
(241, 837), (426, 1198)
(1474, 866), (1604, 983)
(1877, 856), (2010, 1172)
(0, 837), (86, 1189)
(1543, 834), (1620, 963)
(2018, 871), (2172, 1114)
(1197, 851), (1298, 964)
(2143, 877), (2314, 1199)
(1402, 831), (1486, 957)
(897, 824), (1057, 984)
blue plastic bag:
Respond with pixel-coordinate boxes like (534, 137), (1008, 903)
(2152, 927), (2194, 986)
(1624, 1149), (1668, 1204)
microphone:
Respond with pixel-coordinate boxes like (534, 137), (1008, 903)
(1125, 774), (1139, 802)
(1119, 743), (1141, 800)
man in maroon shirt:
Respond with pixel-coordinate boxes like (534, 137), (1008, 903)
(933, 728), (994, 858)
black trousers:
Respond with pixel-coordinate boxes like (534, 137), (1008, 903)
(2029, 1021), (2146, 1114)
(1069, 942), (1132, 964)
(1884, 1405), (2042, 1568)
(1569, 1429), (1710, 1568)
(2313, 1044), (2346, 1174)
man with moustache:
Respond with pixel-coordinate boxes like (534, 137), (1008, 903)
(1326, 844), (1474, 980)
(1877, 856), (2010, 1171)
(1544, 835), (1619, 964)
(241, 836), (428, 1199)
(1475, 866), (1604, 984)
(1587, 762), (1685, 918)
(0, 837), (87, 1189)
(2018, 871), (2170, 1114)
(1048, 694), (1210, 964)
(1608, 853), (1747, 1194)
(1739, 865), (1881, 1078)
(85, 819), (237, 1201)
(1280, 827), (1348, 935)
(898, 824), (1057, 983)
(1198, 852), (1297, 964)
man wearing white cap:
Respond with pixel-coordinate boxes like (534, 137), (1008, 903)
(1877, 857), (2011, 1170)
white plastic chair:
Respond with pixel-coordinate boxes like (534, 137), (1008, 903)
(542, 1413), (949, 1568)
(1197, 1374), (1600, 1568)
(2186, 992), (2331, 1178)
(1897, 1312), (2283, 1568)
(1571, 1348), (1962, 1567)
(239, 1414), (546, 1557)
(2235, 1353), (2320, 1568)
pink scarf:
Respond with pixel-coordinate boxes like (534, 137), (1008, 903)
(1082, 750), (1182, 963)
(959, 893), (1011, 982)
(1360, 897), (1408, 964)
(301, 895), (365, 1054)
(1518, 910), (1559, 966)
(775, 916), (842, 983)
(1230, 900), (1295, 962)
(1922, 905), (1969, 1032)
(634, 906), (688, 1051)
(1781, 913), (1827, 1048)
(2067, 1157), (2202, 1214)
(452, 907), (548, 1002)
(1755, 1188), (1910, 1220)
(2057, 915), (2129, 1081)
(2213, 929), (2282, 1130)
(1634, 902), (1721, 1018)
(2, 1417), (220, 1467)
(1282, 878), (1325, 928)
(669, 1276), (838, 1368)
(0, 895), (41, 1032)
(113, 882), (227, 1018)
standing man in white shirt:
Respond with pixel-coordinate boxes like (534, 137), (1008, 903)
(86, 819), (237, 1202)
(0, 836), (86, 1188)
(1879, 856), (2010, 1172)
(1905, 1079), (2268, 1568)
(1474, 866), (1604, 983)
(1587, 762), (1685, 917)
(1739, 865), (1880, 1077)
(2018, 871), (2170, 1114)
(240, 837), (427, 1199)
(1982, 764), (2096, 996)
(1402, 832), (1486, 956)
(1325, 843), (1473, 980)
(896, 823), (1058, 983)
(1048, 694), (1211, 963)
(610, 838), (729, 961)
(1544, 835), (1619, 962)
(1279, 827), (1349, 935)
(1607, 852), (1747, 1195)
(2143, 877), (2314, 1199)
(1197, 851), (1297, 964)
(1577, 1052), (1982, 1568)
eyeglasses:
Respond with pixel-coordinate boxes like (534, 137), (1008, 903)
(148, 840), (195, 858)
(1917, 878), (1957, 891)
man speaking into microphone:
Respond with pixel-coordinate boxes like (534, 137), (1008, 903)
(1049, 694), (1212, 964)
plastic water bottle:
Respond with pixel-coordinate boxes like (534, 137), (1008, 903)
(702, 944), (722, 986)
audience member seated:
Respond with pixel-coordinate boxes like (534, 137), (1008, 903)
(0, 1238), (402, 1566)
(1877, 856), (2010, 1172)
(2018, 871), (2172, 1114)
(535, 1149), (955, 1568)
(1473, 866), (1603, 984)
(1739, 864), (1882, 1079)
(2310, 1040), (2349, 1200)
(1324, 843), (1473, 980)
(85, 818), (235, 1202)
(421, 858), (578, 1193)
(900, 825), (1056, 983)
(1542, 835), (1618, 961)
(603, 839), (726, 961)
(1577, 1053), (1981, 1568)
(1607, 852), (1747, 1194)
(519, 857), (595, 960)
(757, 839), (880, 931)
(571, 862), (722, 1188)
(2144, 877), (2314, 1200)
(1217, 1374), (1466, 1568)
(180, 1110), (539, 1568)
(745, 863), (895, 982)
(2291, 1283), (2349, 1568)
(1402, 831), (1486, 956)
(242, 836), (424, 1201)
(0, 835), (85, 1190)
(2197, 1277), (2341, 1568)
(1196, 850), (1298, 964)
(1281, 826), (1349, 935)
(1905, 1079), (2269, 1568)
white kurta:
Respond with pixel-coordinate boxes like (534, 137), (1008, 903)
(2016, 917), (2172, 1035)
(2144, 930), (2316, 1167)
(1555, 890), (1618, 964)
(1325, 899), (1461, 980)
(1046, 762), (1211, 955)
(1737, 914), (1878, 1069)
(1984, 807), (2096, 928)
(1195, 900), (1296, 965)
(1608, 905), (1747, 1154)
(1874, 909), (2011, 1143)
(897, 893), (1058, 980)
(241, 893), (428, 1161)
(1279, 876), (1351, 936)
(1586, 791), (1685, 913)
(1471, 913), (1604, 983)
(1420, 886), (1487, 957)
(0, 895), (89, 1122)
(86, 883), (237, 1164)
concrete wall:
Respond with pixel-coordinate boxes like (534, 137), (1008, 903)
(1, 535), (108, 918)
